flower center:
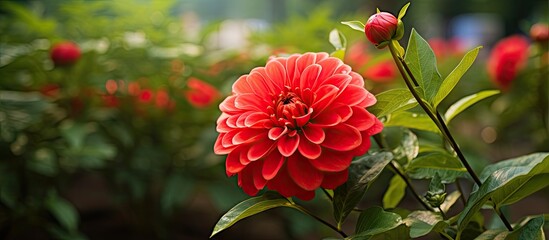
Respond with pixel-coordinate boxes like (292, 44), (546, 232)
(271, 90), (311, 129)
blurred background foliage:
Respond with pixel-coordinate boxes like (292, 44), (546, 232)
(0, 0), (547, 239)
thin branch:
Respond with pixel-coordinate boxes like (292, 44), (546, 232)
(292, 204), (348, 238)
(321, 188), (333, 201)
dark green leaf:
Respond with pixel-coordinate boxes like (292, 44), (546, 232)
(368, 89), (417, 117)
(383, 175), (406, 209)
(211, 191), (293, 238)
(457, 153), (549, 237)
(390, 128), (419, 163)
(46, 192), (79, 232)
(404, 29), (443, 104)
(333, 152), (393, 228)
(506, 216), (545, 240)
(444, 90), (500, 123)
(406, 152), (466, 183)
(432, 47), (481, 107)
(403, 210), (448, 238)
(355, 206), (403, 236)
(341, 21), (365, 33)
(368, 225), (410, 240)
(384, 111), (440, 134)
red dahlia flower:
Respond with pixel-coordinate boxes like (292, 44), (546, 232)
(184, 78), (221, 108)
(214, 52), (383, 200)
(487, 35), (530, 90)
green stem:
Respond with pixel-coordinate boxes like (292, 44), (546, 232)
(292, 204), (348, 238)
(373, 135), (434, 211)
(321, 188), (333, 201)
(455, 178), (467, 206)
(437, 206), (447, 219)
(387, 40), (514, 231)
(388, 161), (434, 211)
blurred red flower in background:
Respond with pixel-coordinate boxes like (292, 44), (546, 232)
(214, 52), (383, 200)
(184, 78), (221, 108)
(530, 23), (549, 43)
(487, 35), (530, 90)
(345, 42), (397, 83)
(428, 38), (465, 60)
(50, 41), (81, 66)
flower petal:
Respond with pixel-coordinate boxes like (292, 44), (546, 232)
(265, 60), (287, 87)
(214, 133), (234, 155)
(297, 134), (322, 159)
(334, 84), (367, 106)
(245, 112), (270, 128)
(344, 106), (375, 131)
(248, 139), (276, 161)
(262, 151), (285, 180)
(321, 170), (349, 189)
(310, 149), (353, 172)
(226, 148), (245, 175)
(317, 57), (342, 82)
(238, 166), (260, 196)
(302, 125), (325, 144)
(322, 124), (362, 151)
(253, 162), (267, 190)
(268, 126), (288, 140)
(300, 64), (322, 92)
(287, 155), (323, 191)
(277, 134), (300, 157)
(232, 75), (253, 94)
(233, 129), (266, 145)
(311, 84), (339, 114)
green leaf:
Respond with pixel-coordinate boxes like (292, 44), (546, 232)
(404, 29), (443, 104)
(432, 47), (481, 107)
(406, 152), (467, 183)
(211, 191), (293, 238)
(403, 210), (448, 238)
(341, 21), (365, 33)
(440, 191), (461, 213)
(46, 192), (79, 232)
(506, 216), (545, 240)
(355, 206), (403, 236)
(457, 153), (549, 238)
(333, 152), (393, 228)
(384, 111), (440, 134)
(398, 2), (411, 20)
(368, 89), (417, 117)
(368, 225), (410, 240)
(331, 49), (346, 61)
(383, 175), (407, 209)
(329, 28), (346, 50)
(476, 215), (548, 240)
(474, 229), (509, 240)
(444, 90), (500, 123)
(390, 128), (419, 163)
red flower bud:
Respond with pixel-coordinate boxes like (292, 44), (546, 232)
(365, 12), (403, 48)
(530, 23), (549, 43)
(50, 41), (81, 66)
